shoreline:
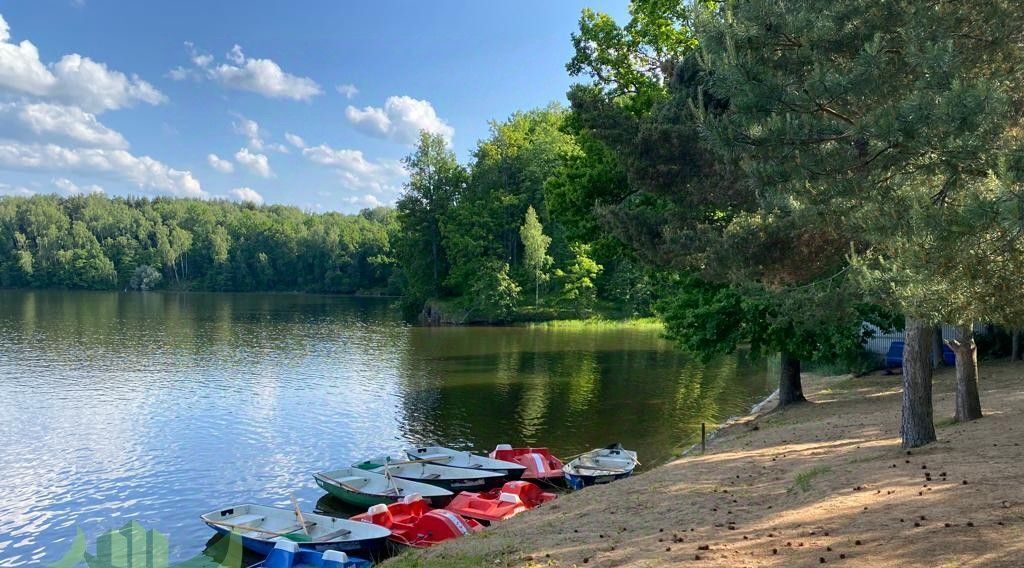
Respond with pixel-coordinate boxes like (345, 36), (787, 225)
(384, 363), (1024, 567)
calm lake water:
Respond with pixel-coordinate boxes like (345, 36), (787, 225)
(0, 290), (770, 566)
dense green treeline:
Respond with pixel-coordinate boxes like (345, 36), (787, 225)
(393, 107), (659, 322)
(0, 194), (399, 293)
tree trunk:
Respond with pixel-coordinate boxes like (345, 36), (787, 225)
(1012, 329), (1020, 361)
(931, 326), (944, 368)
(777, 351), (805, 407)
(901, 318), (937, 448)
(949, 325), (983, 423)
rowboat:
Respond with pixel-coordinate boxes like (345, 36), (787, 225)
(445, 480), (556, 524)
(489, 445), (564, 481)
(313, 467), (453, 508)
(252, 540), (371, 568)
(350, 493), (483, 548)
(353, 456), (504, 491)
(200, 504), (390, 556)
(406, 446), (526, 479)
(562, 443), (638, 490)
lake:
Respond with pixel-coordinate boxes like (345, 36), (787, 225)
(0, 290), (771, 566)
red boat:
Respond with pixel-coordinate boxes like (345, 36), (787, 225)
(445, 480), (557, 524)
(489, 445), (564, 481)
(350, 494), (482, 548)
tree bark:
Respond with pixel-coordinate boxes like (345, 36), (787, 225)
(777, 351), (806, 407)
(901, 318), (937, 448)
(1012, 329), (1021, 361)
(949, 325), (983, 423)
(931, 326), (944, 368)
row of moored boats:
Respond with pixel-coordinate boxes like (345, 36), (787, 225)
(201, 443), (639, 567)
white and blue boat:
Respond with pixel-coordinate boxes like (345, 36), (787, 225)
(251, 540), (371, 568)
(562, 443), (638, 490)
(201, 504), (390, 557)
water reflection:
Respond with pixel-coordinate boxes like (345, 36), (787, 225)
(0, 291), (769, 566)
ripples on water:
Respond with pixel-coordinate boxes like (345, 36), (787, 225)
(0, 291), (769, 566)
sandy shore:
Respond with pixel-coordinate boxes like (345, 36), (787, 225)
(383, 362), (1024, 567)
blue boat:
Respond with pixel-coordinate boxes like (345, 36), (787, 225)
(252, 540), (371, 568)
(201, 504), (390, 557)
(562, 443), (638, 491)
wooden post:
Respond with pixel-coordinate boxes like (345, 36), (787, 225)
(701, 422), (706, 454)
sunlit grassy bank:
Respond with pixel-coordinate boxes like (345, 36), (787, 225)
(523, 316), (664, 331)
(383, 362), (1024, 567)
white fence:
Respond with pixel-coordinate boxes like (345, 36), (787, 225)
(863, 323), (962, 362)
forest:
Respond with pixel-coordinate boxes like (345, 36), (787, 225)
(0, 195), (399, 294)
(4, 1), (1024, 449)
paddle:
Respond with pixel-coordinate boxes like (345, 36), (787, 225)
(206, 519), (312, 538)
(384, 456), (451, 466)
(315, 473), (366, 494)
(290, 494), (310, 537)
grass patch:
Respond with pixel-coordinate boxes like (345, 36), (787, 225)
(525, 317), (664, 331)
(790, 466), (831, 493)
(935, 416), (958, 428)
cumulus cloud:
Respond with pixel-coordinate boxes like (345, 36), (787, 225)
(345, 95), (453, 145)
(302, 143), (406, 194)
(0, 15), (165, 113)
(0, 142), (204, 197)
(234, 147), (271, 178)
(231, 115), (288, 153)
(229, 186), (263, 205)
(343, 194), (385, 208)
(207, 153), (233, 173)
(336, 84), (358, 99)
(0, 102), (128, 149)
(175, 42), (322, 101)
(284, 132), (305, 149)
(53, 177), (103, 194)
(0, 182), (33, 196)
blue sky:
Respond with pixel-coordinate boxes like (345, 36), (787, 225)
(0, 0), (627, 212)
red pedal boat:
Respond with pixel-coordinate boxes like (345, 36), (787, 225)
(445, 480), (556, 524)
(489, 445), (564, 481)
(350, 494), (482, 548)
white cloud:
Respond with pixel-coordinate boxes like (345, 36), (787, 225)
(343, 194), (385, 208)
(207, 153), (233, 173)
(53, 177), (103, 194)
(302, 143), (406, 194)
(232, 115), (264, 150)
(345, 95), (453, 145)
(179, 43), (322, 101)
(336, 84), (358, 99)
(0, 182), (33, 196)
(0, 142), (204, 197)
(229, 186), (263, 205)
(0, 102), (128, 149)
(284, 132), (305, 149)
(234, 147), (271, 178)
(0, 15), (165, 113)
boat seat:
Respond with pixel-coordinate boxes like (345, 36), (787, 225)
(415, 453), (450, 461)
(334, 476), (365, 486)
(227, 514), (265, 527)
(317, 527), (353, 541)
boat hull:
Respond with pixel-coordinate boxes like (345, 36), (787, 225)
(564, 470), (633, 491)
(206, 524), (388, 557)
(315, 477), (394, 508)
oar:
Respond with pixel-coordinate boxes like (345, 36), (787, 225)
(290, 494), (310, 537)
(315, 473), (365, 494)
(206, 519), (308, 538)
(386, 456), (451, 466)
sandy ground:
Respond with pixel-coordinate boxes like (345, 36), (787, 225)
(383, 361), (1024, 567)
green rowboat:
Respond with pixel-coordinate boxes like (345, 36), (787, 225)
(313, 467), (453, 508)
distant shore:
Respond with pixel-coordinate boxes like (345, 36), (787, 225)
(383, 363), (1024, 567)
